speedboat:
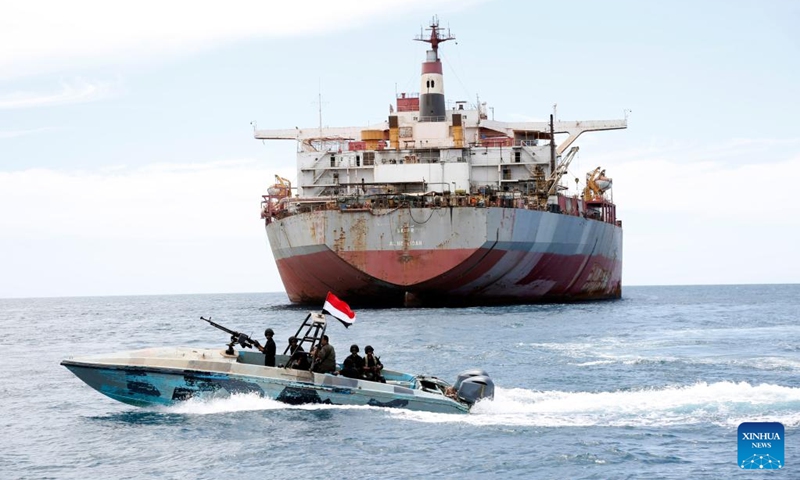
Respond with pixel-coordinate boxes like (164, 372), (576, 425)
(61, 300), (494, 414)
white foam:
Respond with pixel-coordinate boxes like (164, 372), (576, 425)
(390, 382), (800, 428)
(570, 360), (617, 367)
(162, 393), (285, 415)
(161, 393), (384, 416)
(158, 382), (800, 427)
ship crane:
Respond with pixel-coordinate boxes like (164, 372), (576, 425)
(547, 146), (580, 196)
(268, 175), (292, 198)
(583, 167), (613, 201)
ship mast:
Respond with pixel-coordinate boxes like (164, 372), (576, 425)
(414, 17), (455, 122)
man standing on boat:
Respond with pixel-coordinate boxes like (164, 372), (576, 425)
(311, 335), (336, 374)
(254, 328), (276, 367)
(363, 345), (384, 383)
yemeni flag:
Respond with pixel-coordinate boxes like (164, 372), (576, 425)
(323, 292), (356, 328)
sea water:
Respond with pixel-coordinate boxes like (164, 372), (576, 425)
(1, 285), (798, 478)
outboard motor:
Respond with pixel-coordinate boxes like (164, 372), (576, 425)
(454, 369), (489, 390)
(454, 369), (494, 405)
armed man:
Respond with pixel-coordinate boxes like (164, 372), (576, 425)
(253, 328), (277, 367)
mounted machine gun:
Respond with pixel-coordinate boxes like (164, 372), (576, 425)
(200, 316), (258, 355)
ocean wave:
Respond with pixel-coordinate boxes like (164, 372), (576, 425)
(568, 355), (800, 371)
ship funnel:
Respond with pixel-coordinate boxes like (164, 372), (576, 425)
(414, 17), (454, 122)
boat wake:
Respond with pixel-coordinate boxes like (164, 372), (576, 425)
(391, 381), (800, 428)
(161, 393), (285, 415)
(155, 382), (800, 428)
(160, 392), (386, 416)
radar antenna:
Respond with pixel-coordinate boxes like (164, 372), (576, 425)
(414, 16), (455, 58)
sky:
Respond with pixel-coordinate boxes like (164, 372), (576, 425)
(1, 0), (798, 298)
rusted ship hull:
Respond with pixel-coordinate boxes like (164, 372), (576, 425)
(255, 20), (627, 306)
(267, 206), (622, 307)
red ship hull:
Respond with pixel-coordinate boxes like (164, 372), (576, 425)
(267, 207), (622, 307)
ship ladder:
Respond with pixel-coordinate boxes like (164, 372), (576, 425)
(283, 312), (328, 355)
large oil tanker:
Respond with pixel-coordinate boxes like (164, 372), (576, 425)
(254, 20), (626, 307)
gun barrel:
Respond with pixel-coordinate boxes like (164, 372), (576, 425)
(200, 316), (238, 336)
(201, 317), (258, 350)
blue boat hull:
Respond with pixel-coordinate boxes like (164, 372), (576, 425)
(61, 347), (469, 414)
